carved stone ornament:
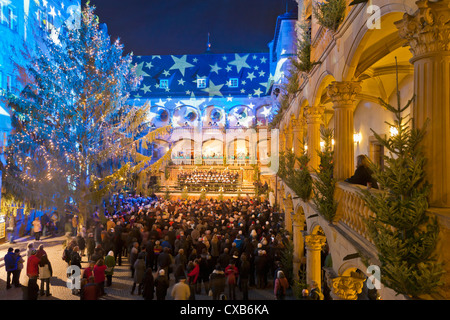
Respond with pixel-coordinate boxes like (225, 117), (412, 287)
(305, 234), (326, 250)
(331, 276), (365, 300)
(327, 81), (362, 107)
(304, 105), (325, 123)
(395, 0), (450, 58)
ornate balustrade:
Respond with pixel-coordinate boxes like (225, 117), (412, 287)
(334, 181), (378, 243)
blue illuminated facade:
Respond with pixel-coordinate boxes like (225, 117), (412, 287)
(129, 10), (298, 163)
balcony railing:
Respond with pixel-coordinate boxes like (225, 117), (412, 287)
(170, 156), (258, 166)
(334, 181), (378, 243)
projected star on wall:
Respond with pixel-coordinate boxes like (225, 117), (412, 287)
(141, 84), (151, 94)
(169, 55), (194, 76)
(261, 106), (272, 117)
(202, 80), (224, 97)
(246, 72), (256, 81)
(155, 99), (167, 107)
(228, 54), (251, 73)
(210, 63), (222, 74)
(253, 88), (263, 97)
(135, 62), (150, 77)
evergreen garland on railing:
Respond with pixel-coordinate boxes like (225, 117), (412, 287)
(278, 148), (313, 202)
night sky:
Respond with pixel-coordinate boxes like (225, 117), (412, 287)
(84, 0), (298, 56)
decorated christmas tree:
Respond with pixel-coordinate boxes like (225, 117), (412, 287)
(360, 64), (444, 298)
(2, 3), (170, 224)
(312, 128), (337, 222)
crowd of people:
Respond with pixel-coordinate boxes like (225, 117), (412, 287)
(60, 194), (296, 300)
(177, 169), (240, 192)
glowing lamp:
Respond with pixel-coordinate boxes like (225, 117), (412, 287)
(353, 132), (362, 144)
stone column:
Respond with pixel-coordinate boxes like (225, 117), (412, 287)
(304, 105), (324, 171)
(285, 126), (294, 153)
(305, 233), (326, 289)
(291, 211), (305, 280)
(396, 0), (450, 208)
(327, 81), (362, 181)
(292, 118), (304, 161)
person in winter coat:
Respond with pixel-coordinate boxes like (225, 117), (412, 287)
(142, 268), (155, 300)
(26, 249), (40, 300)
(224, 261), (239, 300)
(129, 242), (139, 278)
(76, 235), (86, 257)
(131, 253), (146, 295)
(254, 249), (268, 289)
(32, 217), (42, 241)
(154, 269), (169, 300)
(239, 253), (251, 300)
(36, 244), (47, 259)
(104, 251), (116, 287)
(80, 276), (101, 300)
(209, 264), (226, 300)
(86, 233), (95, 262)
(70, 246), (82, 269)
(69, 246), (82, 295)
(93, 259), (107, 296)
(187, 259), (200, 299)
(4, 248), (19, 289)
(274, 270), (289, 300)
(14, 249), (24, 287)
(38, 254), (53, 296)
(171, 276), (190, 300)
(157, 247), (172, 280)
